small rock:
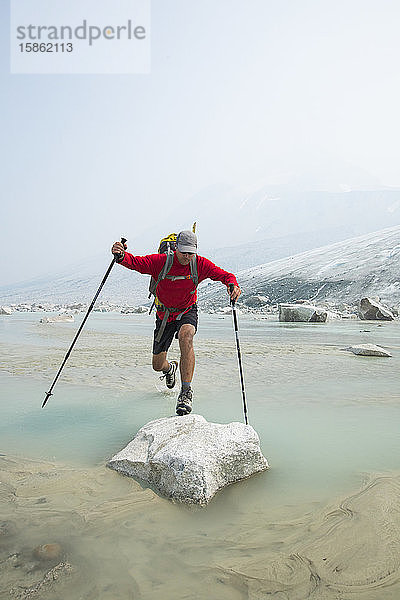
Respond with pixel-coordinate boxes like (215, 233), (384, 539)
(40, 314), (74, 323)
(0, 306), (12, 315)
(216, 306), (232, 315)
(121, 306), (148, 314)
(33, 543), (63, 561)
(345, 344), (392, 357)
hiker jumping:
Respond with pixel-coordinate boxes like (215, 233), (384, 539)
(111, 230), (241, 416)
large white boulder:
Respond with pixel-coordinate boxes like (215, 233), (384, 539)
(0, 306), (12, 315)
(358, 298), (394, 321)
(107, 415), (269, 505)
(278, 303), (337, 322)
(345, 344), (392, 357)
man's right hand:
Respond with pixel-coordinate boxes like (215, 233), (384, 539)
(111, 241), (127, 261)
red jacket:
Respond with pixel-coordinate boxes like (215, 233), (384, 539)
(120, 252), (238, 321)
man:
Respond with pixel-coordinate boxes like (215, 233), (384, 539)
(112, 231), (241, 416)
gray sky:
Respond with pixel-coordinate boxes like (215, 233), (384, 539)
(1, 0), (400, 285)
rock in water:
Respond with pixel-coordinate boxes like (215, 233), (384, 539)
(358, 298), (394, 321)
(278, 303), (336, 322)
(33, 543), (63, 561)
(0, 306), (12, 315)
(40, 314), (74, 323)
(345, 344), (392, 357)
(107, 415), (269, 505)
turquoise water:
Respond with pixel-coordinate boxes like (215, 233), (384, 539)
(1, 312), (400, 599)
(1, 312), (399, 505)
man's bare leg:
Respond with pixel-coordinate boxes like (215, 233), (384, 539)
(175, 324), (195, 415)
(152, 352), (169, 373)
(178, 324), (196, 384)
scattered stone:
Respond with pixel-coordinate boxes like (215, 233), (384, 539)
(67, 303), (87, 310)
(108, 415), (269, 506)
(121, 306), (148, 314)
(2, 553), (20, 568)
(216, 306), (232, 315)
(0, 306), (12, 315)
(345, 344), (392, 357)
(11, 562), (74, 600)
(39, 314), (74, 323)
(278, 303), (339, 322)
(358, 298), (395, 321)
(33, 543), (63, 562)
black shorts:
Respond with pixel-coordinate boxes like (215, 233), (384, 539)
(153, 305), (198, 355)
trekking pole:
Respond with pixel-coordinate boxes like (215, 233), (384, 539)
(229, 283), (249, 425)
(42, 237), (127, 408)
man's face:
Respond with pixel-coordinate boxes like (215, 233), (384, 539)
(176, 249), (196, 266)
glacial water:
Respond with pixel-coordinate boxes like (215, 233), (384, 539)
(1, 311), (399, 599)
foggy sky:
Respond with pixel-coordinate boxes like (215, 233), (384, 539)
(1, 0), (400, 285)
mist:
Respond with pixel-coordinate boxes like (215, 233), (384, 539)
(1, 0), (400, 285)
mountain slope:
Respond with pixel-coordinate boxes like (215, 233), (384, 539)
(1, 224), (400, 308)
(200, 225), (400, 309)
(0, 255), (149, 305)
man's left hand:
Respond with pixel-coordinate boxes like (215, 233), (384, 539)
(228, 285), (241, 302)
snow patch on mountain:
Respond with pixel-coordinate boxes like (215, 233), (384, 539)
(200, 226), (400, 310)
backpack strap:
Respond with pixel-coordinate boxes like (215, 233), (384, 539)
(163, 257), (198, 287)
(189, 257), (198, 291)
(156, 251), (174, 287)
(148, 251), (174, 314)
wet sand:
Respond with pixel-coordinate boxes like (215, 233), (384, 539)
(1, 455), (400, 599)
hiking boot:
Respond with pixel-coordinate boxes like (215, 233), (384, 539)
(176, 387), (193, 416)
(160, 360), (178, 389)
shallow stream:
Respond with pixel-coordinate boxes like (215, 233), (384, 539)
(1, 311), (399, 599)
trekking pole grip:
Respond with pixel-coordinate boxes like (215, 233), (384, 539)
(115, 237), (127, 262)
(229, 283), (235, 305)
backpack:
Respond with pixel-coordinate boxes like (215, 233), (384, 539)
(148, 230), (199, 315)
